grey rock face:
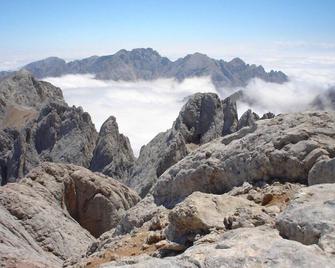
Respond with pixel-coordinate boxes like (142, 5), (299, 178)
(172, 93), (225, 144)
(276, 184), (335, 254)
(0, 71), (99, 184)
(129, 129), (188, 197)
(90, 116), (135, 183)
(0, 162), (140, 267)
(237, 109), (260, 130)
(0, 69), (64, 127)
(153, 111), (335, 208)
(5, 101), (98, 183)
(128, 92), (238, 197)
(13, 48), (288, 89)
(222, 95), (238, 135)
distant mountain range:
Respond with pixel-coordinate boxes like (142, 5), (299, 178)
(0, 48), (288, 89)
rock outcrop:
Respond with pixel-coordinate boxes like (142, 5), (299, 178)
(0, 71), (98, 185)
(237, 109), (260, 130)
(276, 184), (335, 254)
(153, 111), (335, 208)
(0, 162), (140, 267)
(0, 69), (64, 128)
(128, 92), (239, 197)
(4, 101), (98, 184)
(90, 116), (135, 182)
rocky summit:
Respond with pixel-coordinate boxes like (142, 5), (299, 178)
(0, 71), (334, 268)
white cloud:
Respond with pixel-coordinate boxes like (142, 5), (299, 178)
(43, 52), (335, 157)
(45, 75), (217, 156)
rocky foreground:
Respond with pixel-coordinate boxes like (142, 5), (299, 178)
(0, 71), (334, 267)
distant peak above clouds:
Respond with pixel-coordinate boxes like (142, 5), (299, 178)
(1, 48), (288, 90)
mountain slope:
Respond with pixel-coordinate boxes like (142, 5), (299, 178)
(12, 48), (287, 89)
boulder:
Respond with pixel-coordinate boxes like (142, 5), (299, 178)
(166, 192), (272, 245)
(153, 111), (335, 208)
(114, 195), (168, 235)
(308, 157), (335, 185)
(90, 116), (135, 183)
(276, 184), (335, 254)
(0, 162), (140, 265)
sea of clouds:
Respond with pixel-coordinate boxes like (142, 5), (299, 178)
(44, 59), (335, 156)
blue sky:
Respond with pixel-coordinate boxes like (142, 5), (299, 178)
(1, 0), (335, 68)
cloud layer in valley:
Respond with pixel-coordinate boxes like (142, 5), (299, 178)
(45, 75), (217, 155)
(45, 59), (335, 156)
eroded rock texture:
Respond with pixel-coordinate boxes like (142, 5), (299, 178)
(0, 71), (98, 185)
(0, 162), (140, 267)
(276, 183), (335, 254)
(90, 116), (135, 182)
(128, 92), (239, 197)
(153, 111), (335, 208)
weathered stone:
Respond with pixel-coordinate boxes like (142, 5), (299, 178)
(101, 227), (334, 268)
(129, 92), (238, 197)
(276, 184), (335, 254)
(237, 109), (260, 130)
(166, 192), (272, 245)
(153, 112), (335, 208)
(0, 72), (98, 184)
(308, 157), (335, 185)
(90, 116), (135, 183)
(0, 69), (64, 126)
(115, 195), (168, 235)
(0, 162), (140, 266)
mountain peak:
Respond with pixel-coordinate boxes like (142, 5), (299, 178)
(229, 57), (246, 66)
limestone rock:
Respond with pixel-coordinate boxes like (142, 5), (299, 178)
(102, 227), (334, 268)
(172, 93), (225, 144)
(129, 92), (238, 197)
(128, 130), (188, 197)
(276, 184), (335, 254)
(5, 101), (98, 183)
(115, 195), (169, 235)
(0, 162), (140, 266)
(237, 109), (260, 130)
(90, 116), (135, 183)
(153, 111), (335, 208)
(0, 70), (64, 126)
(166, 192), (272, 245)
(308, 157), (335, 185)
(0, 72), (98, 184)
